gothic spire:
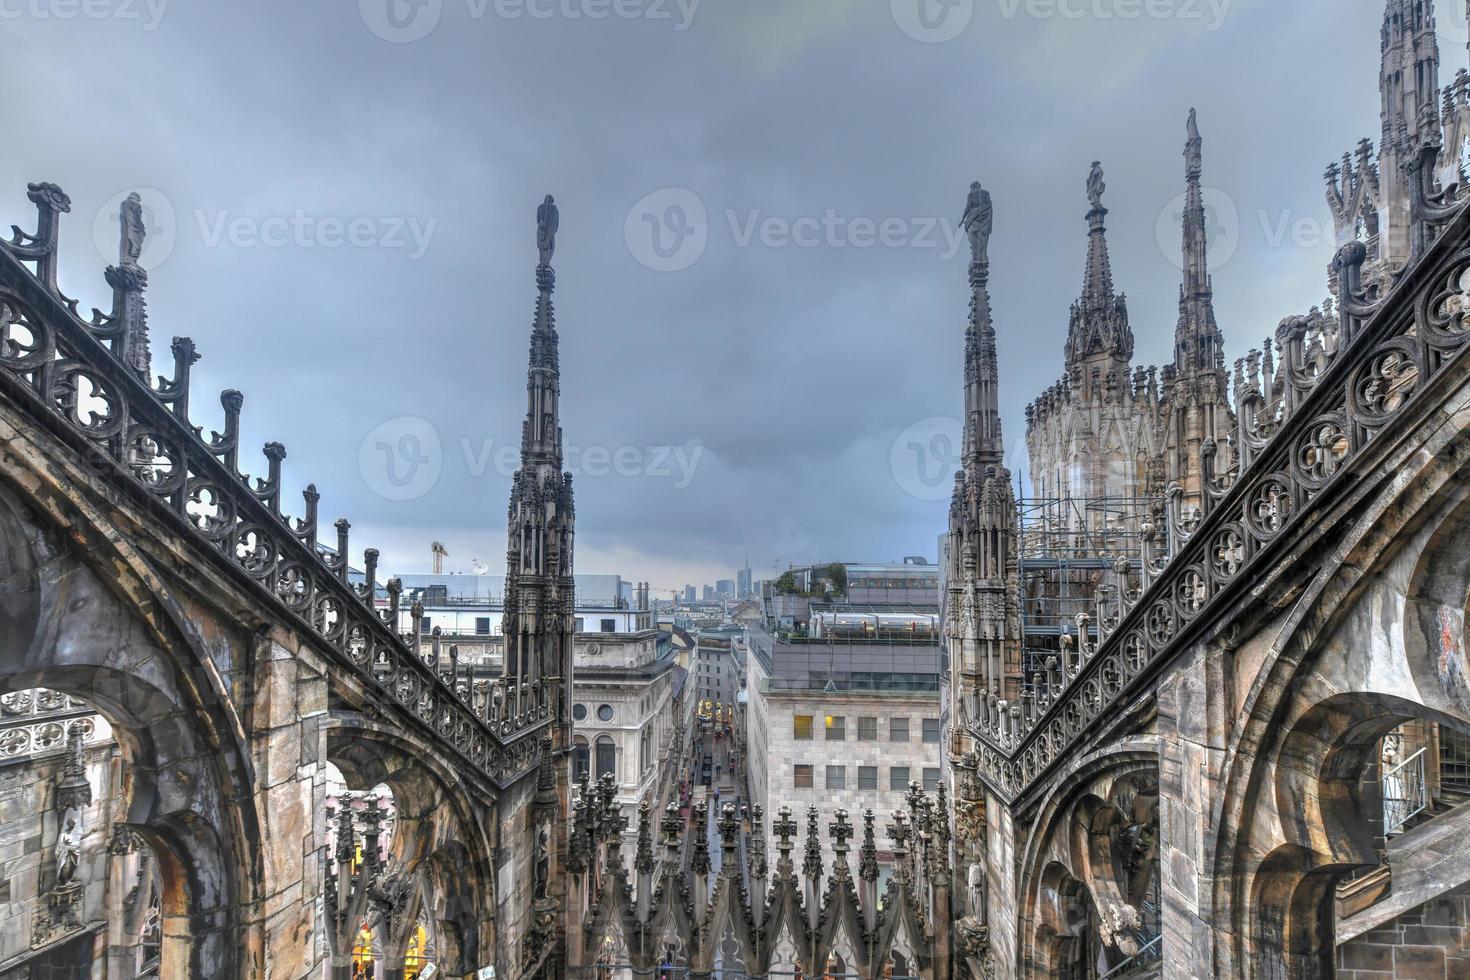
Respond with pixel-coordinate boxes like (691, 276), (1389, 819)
(960, 181), (1003, 470)
(1064, 163), (1133, 381)
(1378, 0), (1442, 265)
(502, 193), (575, 725)
(522, 194), (563, 473)
(1174, 109), (1224, 376)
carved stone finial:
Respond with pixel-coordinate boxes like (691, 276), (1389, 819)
(859, 809), (879, 882)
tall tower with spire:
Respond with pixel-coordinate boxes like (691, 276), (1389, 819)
(1027, 163), (1160, 508)
(1167, 110), (1235, 507)
(503, 193), (576, 973)
(1379, 0), (1441, 265)
(947, 180), (1021, 731)
(1063, 162), (1134, 400)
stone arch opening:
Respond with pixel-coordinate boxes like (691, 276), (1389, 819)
(323, 723), (496, 978)
(1017, 743), (1161, 979)
(1238, 691), (1470, 979)
(0, 482), (255, 978)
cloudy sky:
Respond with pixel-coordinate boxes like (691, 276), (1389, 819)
(4, 0), (1463, 593)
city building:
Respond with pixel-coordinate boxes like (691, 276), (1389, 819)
(9, 7), (1470, 975)
(737, 560), (753, 599)
(715, 578), (735, 598)
(745, 560), (944, 874)
(691, 627), (743, 716)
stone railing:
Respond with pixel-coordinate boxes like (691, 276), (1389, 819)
(971, 152), (1470, 804)
(0, 689), (108, 760)
(0, 184), (548, 785)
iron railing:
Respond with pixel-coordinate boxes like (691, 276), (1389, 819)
(1384, 746), (1429, 836)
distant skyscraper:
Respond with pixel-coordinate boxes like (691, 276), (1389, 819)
(683, 585), (696, 605)
(716, 578), (735, 597)
(702, 585), (714, 601)
(737, 556), (753, 598)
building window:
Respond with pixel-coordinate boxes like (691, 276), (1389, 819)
(922, 718), (941, 744)
(596, 736), (617, 780)
(573, 737), (590, 783)
(597, 704), (615, 722)
(794, 715), (814, 740)
(420, 616), (432, 635)
(795, 764), (814, 788)
(859, 766), (878, 790)
(826, 765), (846, 790)
(573, 703), (588, 722)
(890, 718), (909, 742)
(890, 766), (910, 791)
(923, 767), (941, 792)
(575, 617), (585, 632)
(475, 617), (491, 635)
(601, 618), (617, 633)
(857, 717), (878, 741)
(826, 716), (846, 740)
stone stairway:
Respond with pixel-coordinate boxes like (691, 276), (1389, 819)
(1339, 793), (1470, 941)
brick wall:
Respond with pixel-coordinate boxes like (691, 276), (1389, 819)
(1336, 881), (1470, 979)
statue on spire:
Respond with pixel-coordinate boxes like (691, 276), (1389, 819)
(119, 192), (146, 268)
(961, 181), (993, 267)
(537, 194), (559, 268)
(1185, 108), (1202, 175)
(1087, 162), (1106, 209)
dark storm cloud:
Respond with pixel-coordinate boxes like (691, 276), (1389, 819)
(3, 0), (1455, 589)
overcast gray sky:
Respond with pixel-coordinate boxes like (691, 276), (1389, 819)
(5, 0), (1463, 593)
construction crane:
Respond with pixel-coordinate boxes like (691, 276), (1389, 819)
(431, 541), (448, 575)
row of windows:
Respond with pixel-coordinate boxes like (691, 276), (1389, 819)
(792, 715), (940, 743)
(417, 616), (619, 635)
(793, 764), (940, 792)
(572, 703), (616, 722)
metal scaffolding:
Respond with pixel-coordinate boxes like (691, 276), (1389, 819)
(1016, 494), (1152, 691)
